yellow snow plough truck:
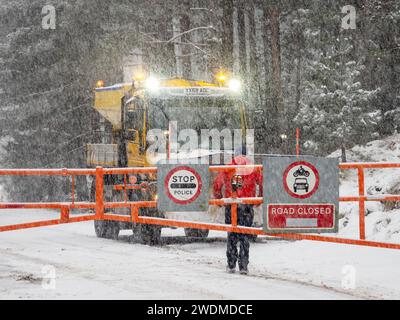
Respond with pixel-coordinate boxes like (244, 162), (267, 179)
(87, 74), (248, 245)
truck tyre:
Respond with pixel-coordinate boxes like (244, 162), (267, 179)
(133, 224), (161, 245)
(248, 234), (258, 242)
(94, 220), (120, 239)
(184, 228), (209, 238)
(90, 179), (120, 239)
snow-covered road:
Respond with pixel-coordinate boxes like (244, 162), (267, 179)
(0, 210), (399, 299)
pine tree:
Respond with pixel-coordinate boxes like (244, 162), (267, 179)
(294, 3), (379, 157)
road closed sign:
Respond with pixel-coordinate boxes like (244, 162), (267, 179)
(157, 164), (209, 212)
(283, 161), (319, 198)
(263, 156), (339, 233)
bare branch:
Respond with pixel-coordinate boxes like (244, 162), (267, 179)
(139, 26), (216, 59)
(166, 26), (216, 44)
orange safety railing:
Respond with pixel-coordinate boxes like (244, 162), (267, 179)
(0, 163), (400, 250)
(0, 168), (96, 231)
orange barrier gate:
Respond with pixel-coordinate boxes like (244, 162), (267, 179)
(0, 163), (400, 250)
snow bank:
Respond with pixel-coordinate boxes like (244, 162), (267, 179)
(329, 134), (400, 242)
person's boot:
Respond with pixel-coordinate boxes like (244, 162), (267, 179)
(239, 267), (248, 275)
(226, 265), (236, 273)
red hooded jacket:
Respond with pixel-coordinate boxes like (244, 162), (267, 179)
(213, 155), (263, 199)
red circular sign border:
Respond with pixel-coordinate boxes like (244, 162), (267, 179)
(164, 166), (203, 205)
(283, 161), (320, 199)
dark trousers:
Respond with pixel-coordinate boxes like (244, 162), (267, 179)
(225, 205), (254, 270)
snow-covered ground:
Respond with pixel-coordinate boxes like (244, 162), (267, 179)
(0, 210), (400, 300)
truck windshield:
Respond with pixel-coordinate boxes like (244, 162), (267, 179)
(147, 97), (243, 132)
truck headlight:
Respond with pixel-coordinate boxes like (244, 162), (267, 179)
(228, 78), (241, 92)
(145, 77), (160, 92)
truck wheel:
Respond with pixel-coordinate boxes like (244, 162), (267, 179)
(94, 220), (120, 239)
(134, 224), (161, 245)
(90, 178), (121, 239)
(184, 228), (209, 238)
(248, 234), (258, 242)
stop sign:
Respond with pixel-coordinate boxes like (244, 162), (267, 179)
(165, 166), (202, 204)
(157, 163), (209, 212)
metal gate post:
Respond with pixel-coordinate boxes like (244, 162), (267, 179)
(357, 167), (366, 240)
(95, 166), (104, 219)
(231, 203), (238, 227)
(131, 205), (139, 223)
(60, 205), (70, 223)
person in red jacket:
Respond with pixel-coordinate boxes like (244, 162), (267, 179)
(213, 145), (263, 275)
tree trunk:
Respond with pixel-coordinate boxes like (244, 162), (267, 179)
(264, 3), (286, 152)
(341, 144), (347, 163)
(269, 5), (284, 116)
(236, 0), (247, 75)
(262, 7), (270, 94)
(172, 16), (183, 77)
(190, 0), (204, 79)
(245, 4), (257, 106)
(180, 2), (192, 78)
(294, 15), (302, 116)
(221, 0), (234, 70)
(254, 6), (266, 106)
